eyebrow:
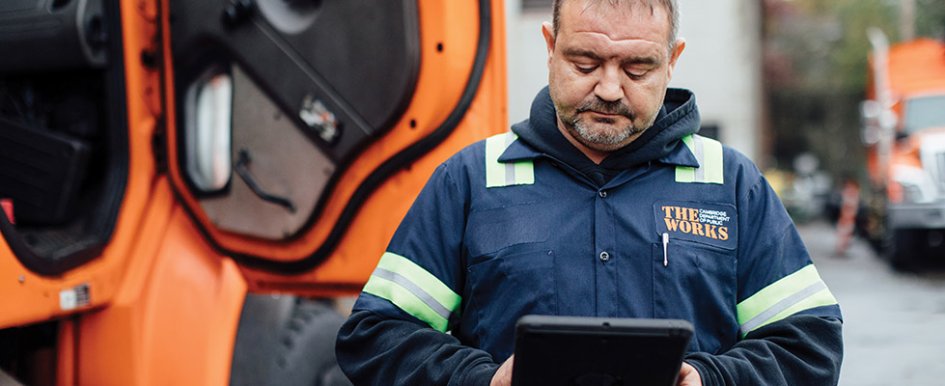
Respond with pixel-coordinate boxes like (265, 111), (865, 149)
(562, 48), (603, 61)
(561, 48), (662, 67)
(621, 56), (662, 67)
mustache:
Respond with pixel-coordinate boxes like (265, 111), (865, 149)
(576, 98), (634, 119)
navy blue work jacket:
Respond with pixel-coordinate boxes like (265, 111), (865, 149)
(337, 88), (843, 386)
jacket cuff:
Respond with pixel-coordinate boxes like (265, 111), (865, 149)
(455, 361), (500, 386)
(685, 356), (722, 386)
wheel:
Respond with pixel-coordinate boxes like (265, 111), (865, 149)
(884, 228), (921, 272)
(230, 295), (352, 386)
(863, 202), (887, 254)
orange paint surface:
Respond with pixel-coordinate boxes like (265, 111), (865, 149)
(0, 0), (508, 383)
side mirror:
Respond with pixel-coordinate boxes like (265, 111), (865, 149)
(860, 100), (899, 145)
(860, 100), (882, 145)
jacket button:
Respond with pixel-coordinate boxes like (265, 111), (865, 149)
(599, 251), (610, 261)
(599, 191), (608, 198)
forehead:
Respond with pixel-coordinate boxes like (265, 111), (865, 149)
(557, 0), (671, 51)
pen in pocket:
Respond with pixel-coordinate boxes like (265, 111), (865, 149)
(662, 232), (669, 267)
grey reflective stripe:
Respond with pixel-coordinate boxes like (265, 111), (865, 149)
(485, 132), (535, 188)
(372, 268), (452, 321)
(675, 135), (724, 184)
(504, 132), (517, 186)
(739, 281), (828, 336)
(505, 162), (517, 186)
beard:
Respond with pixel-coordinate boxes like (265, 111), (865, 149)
(556, 97), (654, 151)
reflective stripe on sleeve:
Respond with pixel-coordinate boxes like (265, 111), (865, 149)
(485, 132), (534, 188)
(736, 264), (838, 336)
(362, 252), (461, 332)
(676, 135), (723, 184)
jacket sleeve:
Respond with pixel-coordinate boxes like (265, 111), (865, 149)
(685, 314), (842, 385)
(336, 157), (500, 386)
(686, 166), (843, 385)
(337, 308), (498, 386)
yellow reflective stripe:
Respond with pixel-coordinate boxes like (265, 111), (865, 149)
(362, 252), (461, 332)
(485, 134), (507, 188)
(736, 265), (838, 336)
(485, 132), (534, 188)
(675, 167), (696, 183)
(702, 138), (724, 183)
(513, 159), (535, 185)
(676, 135), (723, 184)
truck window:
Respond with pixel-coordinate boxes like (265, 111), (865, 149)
(904, 95), (945, 135)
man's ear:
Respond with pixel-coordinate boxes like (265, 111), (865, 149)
(666, 38), (686, 80)
(541, 21), (556, 62)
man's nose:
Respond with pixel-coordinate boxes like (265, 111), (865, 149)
(594, 67), (623, 102)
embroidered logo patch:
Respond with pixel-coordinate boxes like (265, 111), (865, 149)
(654, 201), (737, 250)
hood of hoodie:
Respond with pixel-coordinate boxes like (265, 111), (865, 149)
(510, 86), (701, 171)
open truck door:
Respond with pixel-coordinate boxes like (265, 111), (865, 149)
(0, 0), (138, 332)
(161, 0), (506, 294)
(0, 0), (507, 384)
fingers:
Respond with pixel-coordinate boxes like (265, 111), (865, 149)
(490, 355), (515, 386)
(676, 362), (703, 386)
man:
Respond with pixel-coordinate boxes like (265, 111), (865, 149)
(336, 0), (844, 385)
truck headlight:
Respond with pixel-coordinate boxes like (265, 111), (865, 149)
(892, 165), (938, 204)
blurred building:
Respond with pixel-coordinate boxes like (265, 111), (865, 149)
(505, 0), (764, 161)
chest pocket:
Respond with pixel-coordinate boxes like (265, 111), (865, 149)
(652, 239), (737, 354)
(461, 203), (556, 360)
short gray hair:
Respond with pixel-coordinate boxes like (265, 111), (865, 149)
(551, 0), (679, 53)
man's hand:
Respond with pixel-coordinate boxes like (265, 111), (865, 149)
(677, 362), (703, 386)
(490, 355), (514, 386)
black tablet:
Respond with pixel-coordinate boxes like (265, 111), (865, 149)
(512, 315), (694, 386)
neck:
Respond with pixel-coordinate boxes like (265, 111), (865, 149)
(556, 121), (610, 165)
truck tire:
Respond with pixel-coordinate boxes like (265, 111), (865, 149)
(884, 228), (919, 272)
(230, 295), (352, 386)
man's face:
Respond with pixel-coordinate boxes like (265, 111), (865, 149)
(543, 0), (685, 152)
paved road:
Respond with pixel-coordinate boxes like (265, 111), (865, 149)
(799, 221), (945, 386)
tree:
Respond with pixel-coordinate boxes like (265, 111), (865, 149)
(763, 0), (944, 180)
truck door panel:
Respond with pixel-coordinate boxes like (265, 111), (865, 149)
(163, 0), (508, 294)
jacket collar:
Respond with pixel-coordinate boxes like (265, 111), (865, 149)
(501, 87), (703, 168)
(656, 140), (700, 167)
(498, 134), (701, 168)
(497, 138), (542, 163)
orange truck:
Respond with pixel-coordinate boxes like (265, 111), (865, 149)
(0, 0), (507, 384)
(862, 29), (945, 269)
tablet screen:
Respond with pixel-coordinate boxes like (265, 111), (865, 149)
(512, 315), (693, 386)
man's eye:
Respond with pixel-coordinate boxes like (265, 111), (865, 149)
(576, 65), (597, 74)
(625, 70), (648, 79)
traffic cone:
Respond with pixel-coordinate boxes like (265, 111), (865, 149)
(835, 180), (860, 256)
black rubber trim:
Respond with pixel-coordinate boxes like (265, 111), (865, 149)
(175, 0), (492, 274)
(0, 0), (129, 277)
